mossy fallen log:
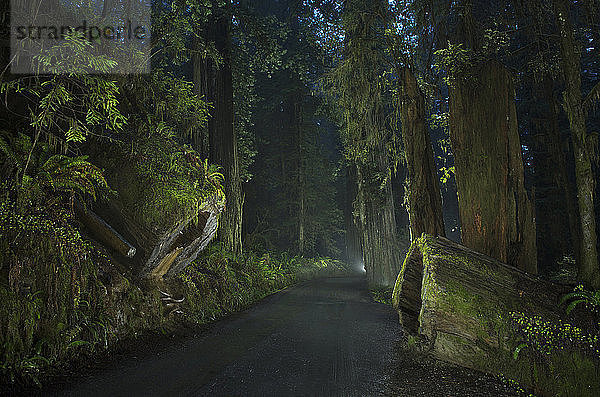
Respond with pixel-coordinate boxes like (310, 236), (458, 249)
(392, 234), (566, 372)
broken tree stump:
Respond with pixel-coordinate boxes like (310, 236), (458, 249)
(79, 143), (225, 281)
(392, 234), (567, 373)
(78, 195), (222, 280)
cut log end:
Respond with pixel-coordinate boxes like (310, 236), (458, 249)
(74, 201), (137, 259)
(393, 234), (566, 373)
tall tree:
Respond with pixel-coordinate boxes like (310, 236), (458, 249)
(329, 0), (402, 287)
(510, 0), (583, 271)
(355, 149), (402, 287)
(243, 0), (343, 257)
(418, 0), (539, 273)
(399, 67), (445, 240)
(553, 0), (600, 288)
(345, 165), (363, 268)
(449, 60), (537, 273)
(193, 3), (243, 256)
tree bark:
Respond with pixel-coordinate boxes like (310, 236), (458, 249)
(544, 77), (582, 265)
(553, 0), (600, 288)
(74, 201), (136, 258)
(355, 146), (402, 288)
(296, 101), (306, 255)
(393, 235), (566, 374)
(392, 235), (568, 373)
(193, 5), (244, 256)
(400, 67), (445, 240)
(191, 52), (210, 158)
(345, 165), (363, 268)
(83, 191), (222, 279)
(449, 61), (537, 274)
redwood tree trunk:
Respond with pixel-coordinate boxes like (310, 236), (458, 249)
(449, 61), (537, 274)
(355, 146), (402, 287)
(553, 0), (600, 288)
(191, 50), (210, 158)
(544, 77), (582, 266)
(345, 165), (363, 268)
(193, 6), (243, 256)
(400, 67), (445, 240)
(296, 101), (306, 255)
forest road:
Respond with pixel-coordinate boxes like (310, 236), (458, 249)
(48, 276), (521, 397)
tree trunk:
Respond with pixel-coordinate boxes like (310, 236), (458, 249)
(449, 61), (537, 274)
(191, 52), (210, 158)
(528, 78), (577, 269)
(393, 235), (566, 375)
(74, 201), (136, 258)
(345, 165), (363, 269)
(553, 0), (600, 288)
(400, 67), (445, 240)
(296, 101), (306, 255)
(194, 5), (243, 256)
(355, 146), (402, 288)
(81, 190), (222, 279)
(544, 77), (582, 266)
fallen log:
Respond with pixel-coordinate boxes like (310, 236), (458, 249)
(81, 143), (225, 280)
(392, 234), (567, 373)
(86, 195), (222, 279)
(74, 201), (136, 258)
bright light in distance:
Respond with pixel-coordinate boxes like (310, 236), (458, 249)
(355, 261), (366, 273)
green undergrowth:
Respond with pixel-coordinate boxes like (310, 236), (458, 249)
(508, 285), (600, 397)
(176, 244), (349, 324)
(0, 194), (114, 388)
(89, 135), (225, 232)
(0, 217), (349, 391)
(371, 287), (393, 305)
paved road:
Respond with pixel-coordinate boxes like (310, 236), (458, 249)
(50, 276), (521, 397)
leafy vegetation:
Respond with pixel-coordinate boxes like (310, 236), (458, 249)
(0, 188), (109, 387)
(560, 285), (600, 318)
(371, 287), (393, 306)
(510, 312), (599, 360)
(509, 286), (600, 396)
(179, 244), (348, 324)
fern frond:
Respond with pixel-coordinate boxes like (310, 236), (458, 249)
(566, 299), (587, 315)
(38, 154), (108, 201)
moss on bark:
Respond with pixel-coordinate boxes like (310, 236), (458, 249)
(392, 235), (599, 396)
(399, 67), (445, 240)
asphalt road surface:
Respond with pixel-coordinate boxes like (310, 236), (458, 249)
(49, 276), (522, 397)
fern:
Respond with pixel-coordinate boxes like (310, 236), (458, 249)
(512, 342), (529, 360)
(560, 285), (600, 316)
(0, 132), (108, 203)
